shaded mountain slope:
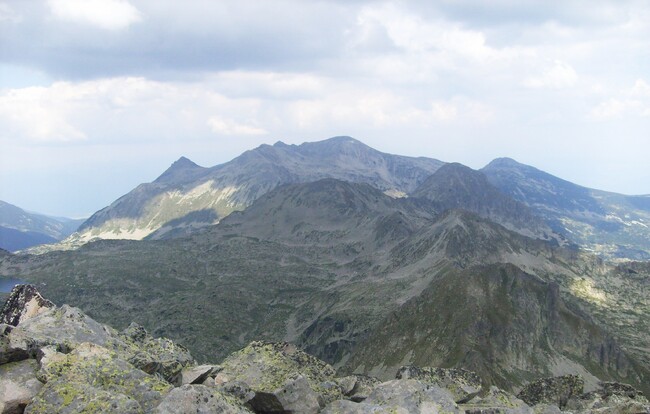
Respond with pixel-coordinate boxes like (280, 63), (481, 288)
(58, 137), (444, 246)
(344, 263), (650, 393)
(411, 163), (562, 243)
(482, 158), (650, 259)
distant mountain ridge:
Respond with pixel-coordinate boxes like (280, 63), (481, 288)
(24, 137), (650, 261)
(0, 200), (83, 252)
(482, 158), (650, 259)
(62, 136), (444, 245)
(411, 163), (565, 244)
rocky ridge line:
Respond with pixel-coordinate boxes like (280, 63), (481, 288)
(1, 285), (648, 413)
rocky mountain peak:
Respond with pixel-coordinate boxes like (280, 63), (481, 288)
(482, 157), (527, 170)
(154, 156), (206, 185)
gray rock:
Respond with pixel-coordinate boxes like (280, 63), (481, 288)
(216, 341), (341, 409)
(566, 381), (650, 414)
(335, 375), (381, 402)
(323, 379), (461, 413)
(0, 359), (43, 414)
(182, 364), (218, 385)
(30, 342), (172, 413)
(0, 333), (29, 365)
(25, 379), (142, 414)
(248, 374), (321, 414)
(517, 375), (584, 408)
(118, 322), (196, 386)
(396, 365), (482, 403)
(153, 384), (252, 413)
(7, 305), (117, 354)
(0, 285), (54, 327)
(461, 386), (532, 414)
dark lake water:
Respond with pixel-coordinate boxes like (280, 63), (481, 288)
(0, 278), (26, 293)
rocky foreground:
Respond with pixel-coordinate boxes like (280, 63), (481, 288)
(1, 285), (648, 414)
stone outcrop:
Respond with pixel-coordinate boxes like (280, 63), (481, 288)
(0, 285), (54, 327)
(1, 286), (649, 414)
(215, 341), (342, 413)
(517, 374), (584, 408)
(396, 365), (483, 403)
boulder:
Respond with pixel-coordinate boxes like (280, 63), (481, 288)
(0, 333), (29, 365)
(215, 341), (341, 411)
(181, 364), (218, 385)
(28, 342), (172, 413)
(323, 379), (460, 413)
(0, 285), (54, 327)
(396, 365), (482, 403)
(460, 385), (533, 414)
(335, 374), (381, 402)
(517, 375), (584, 408)
(0, 359), (43, 414)
(7, 304), (117, 354)
(153, 384), (252, 413)
(248, 374), (321, 414)
(118, 323), (195, 386)
(566, 381), (650, 414)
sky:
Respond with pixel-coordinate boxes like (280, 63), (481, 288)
(0, 0), (649, 217)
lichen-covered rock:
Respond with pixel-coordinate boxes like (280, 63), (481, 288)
(216, 341), (342, 410)
(153, 384), (252, 413)
(566, 381), (650, 414)
(0, 359), (43, 414)
(7, 304), (117, 355)
(0, 285), (54, 327)
(335, 375), (381, 402)
(323, 379), (460, 413)
(25, 379), (142, 414)
(517, 375), (584, 408)
(181, 364), (218, 385)
(116, 322), (195, 385)
(396, 365), (482, 403)
(460, 386), (533, 413)
(30, 342), (172, 413)
(6, 303), (195, 386)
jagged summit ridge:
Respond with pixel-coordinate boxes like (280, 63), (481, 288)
(48, 136), (444, 248)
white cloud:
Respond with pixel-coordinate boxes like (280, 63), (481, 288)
(47, 0), (141, 30)
(0, 84), (86, 142)
(590, 99), (643, 120)
(524, 60), (578, 89)
(631, 79), (650, 96)
(207, 116), (267, 136)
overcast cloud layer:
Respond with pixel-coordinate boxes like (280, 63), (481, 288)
(1, 0), (649, 217)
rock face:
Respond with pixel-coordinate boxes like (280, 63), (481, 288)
(0, 284), (54, 327)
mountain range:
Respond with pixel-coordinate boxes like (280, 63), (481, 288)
(0, 201), (84, 252)
(1, 136), (649, 396)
